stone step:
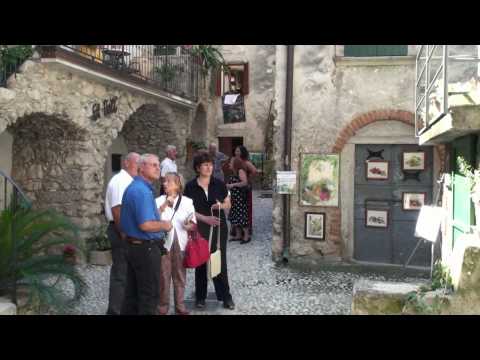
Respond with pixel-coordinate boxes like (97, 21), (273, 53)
(351, 279), (426, 315)
(0, 297), (17, 315)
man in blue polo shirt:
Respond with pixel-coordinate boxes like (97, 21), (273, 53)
(120, 153), (172, 315)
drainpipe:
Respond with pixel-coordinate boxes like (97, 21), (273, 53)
(282, 45), (294, 263)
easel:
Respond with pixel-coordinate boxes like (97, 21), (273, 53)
(404, 175), (445, 278)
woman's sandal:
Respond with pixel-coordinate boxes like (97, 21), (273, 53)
(229, 237), (242, 242)
(240, 237), (251, 244)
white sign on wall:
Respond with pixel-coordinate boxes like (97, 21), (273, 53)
(276, 171), (297, 194)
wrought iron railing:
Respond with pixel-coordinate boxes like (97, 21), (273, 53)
(39, 45), (200, 102)
(0, 57), (23, 88)
(0, 170), (31, 305)
(415, 45), (480, 136)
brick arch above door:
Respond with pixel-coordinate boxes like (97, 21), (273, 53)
(331, 110), (415, 153)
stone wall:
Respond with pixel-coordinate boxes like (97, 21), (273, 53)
(211, 45), (276, 153)
(0, 59), (192, 240)
(272, 45), (420, 263)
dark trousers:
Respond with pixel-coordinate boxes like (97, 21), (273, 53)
(247, 189), (253, 234)
(122, 241), (162, 315)
(195, 222), (232, 302)
(106, 223), (128, 315)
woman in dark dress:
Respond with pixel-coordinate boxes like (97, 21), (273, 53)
(226, 158), (250, 243)
(183, 152), (235, 310)
(230, 146), (257, 239)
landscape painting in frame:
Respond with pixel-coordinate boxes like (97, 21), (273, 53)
(402, 151), (425, 171)
(305, 212), (325, 241)
(366, 160), (389, 180)
(365, 209), (388, 228)
(403, 192), (426, 210)
(300, 154), (339, 207)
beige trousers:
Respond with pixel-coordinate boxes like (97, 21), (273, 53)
(157, 232), (187, 314)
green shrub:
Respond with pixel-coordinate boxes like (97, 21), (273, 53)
(0, 202), (87, 313)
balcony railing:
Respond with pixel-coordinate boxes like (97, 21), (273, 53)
(415, 45), (480, 136)
(39, 45), (200, 102)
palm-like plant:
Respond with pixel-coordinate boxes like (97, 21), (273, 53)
(187, 45), (227, 76)
(0, 201), (87, 313)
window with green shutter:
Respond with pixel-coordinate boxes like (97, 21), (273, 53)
(344, 45), (408, 57)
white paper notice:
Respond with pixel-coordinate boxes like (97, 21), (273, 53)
(276, 171), (297, 194)
(414, 205), (445, 242)
(224, 94), (240, 105)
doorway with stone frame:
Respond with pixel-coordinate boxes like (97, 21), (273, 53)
(339, 119), (440, 268)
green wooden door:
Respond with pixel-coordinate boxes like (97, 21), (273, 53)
(452, 135), (477, 248)
(344, 45), (408, 57)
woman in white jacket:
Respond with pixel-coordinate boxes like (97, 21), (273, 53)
(156, 172), (196, 315)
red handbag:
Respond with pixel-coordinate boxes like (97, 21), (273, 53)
(183, 224), (210, 268)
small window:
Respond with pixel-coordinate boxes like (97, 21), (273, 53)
(216, 62), (249, 96)
(344, 45), (408, 57)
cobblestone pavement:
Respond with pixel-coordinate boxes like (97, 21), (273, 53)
(58, 191), (428, 315)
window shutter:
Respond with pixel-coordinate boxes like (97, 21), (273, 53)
(345, 45), (408, 57)
(242, 62), (249, 95)
(215, 68), (222, 96)
(376, 45), (408, 56)
(344, 45), (377, 57)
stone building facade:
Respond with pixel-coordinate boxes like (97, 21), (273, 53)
(271, 45), (444, 267)
(0, 51), (200, 240)
(197, 46), (276, 180)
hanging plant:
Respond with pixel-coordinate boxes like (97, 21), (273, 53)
(184, 45), (227, 76)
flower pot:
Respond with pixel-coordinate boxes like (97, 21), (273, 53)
(64, 255), (77, 265)
(89, 250), (112, 266)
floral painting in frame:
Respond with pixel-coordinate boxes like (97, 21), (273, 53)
(300, 154), (340, 207)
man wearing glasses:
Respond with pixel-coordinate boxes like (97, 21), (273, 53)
(120, 154), (173, 315)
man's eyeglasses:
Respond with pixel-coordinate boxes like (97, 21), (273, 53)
(146, 162), (160, 168)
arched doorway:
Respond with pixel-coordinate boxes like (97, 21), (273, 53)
(339, 119), (435, 267)
(7, 113), (101, 236)
(119, 103), (181, 195)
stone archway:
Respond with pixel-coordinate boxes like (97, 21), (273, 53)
(7, 113), (102, 236)
(118, 103), (183, 194)
(324, 108), (446, 264)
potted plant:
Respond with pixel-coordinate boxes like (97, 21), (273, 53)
(457, 156), (480, 230)
(87, 225), (112, 266)
(0, 203), (87, 314)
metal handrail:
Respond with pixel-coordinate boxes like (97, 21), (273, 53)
(0, 170), (31, 305)
(415, 45), (480, 136)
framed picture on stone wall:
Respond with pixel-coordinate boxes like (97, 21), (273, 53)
(304, 212), (326, 241)
(299, 153), (340, 207)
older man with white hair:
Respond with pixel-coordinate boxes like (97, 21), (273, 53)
(121, 153), (173, 315)
(160, 145), (178, 194)
(104, 152), (140, 315)
(209, 142), (228, 182)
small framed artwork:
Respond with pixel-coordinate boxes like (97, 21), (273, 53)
(304, 212), (326, 241)
(366, 160), (389, 180)
(365, 209), (389, 228)
(402, 192), (426, 211)
(402, 151), (425, 171)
